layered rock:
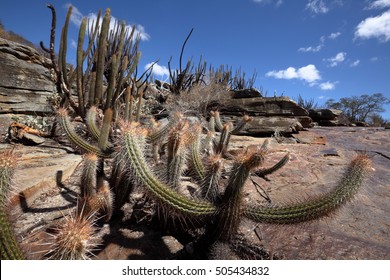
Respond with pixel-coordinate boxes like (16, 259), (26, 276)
(0, 38), (55, 138)
(309, 108), (344, 126)
(209, 96), (311, 136)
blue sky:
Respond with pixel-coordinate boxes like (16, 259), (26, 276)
(1, 0), (390, 118)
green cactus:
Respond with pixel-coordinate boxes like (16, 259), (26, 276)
(57, 108), (112, 158)
(0, 150), (24, 260)
(244, 154), (372, 224)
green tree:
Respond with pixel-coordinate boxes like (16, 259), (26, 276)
(325, 93), (389, 122)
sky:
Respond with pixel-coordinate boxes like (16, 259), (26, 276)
(1, 0), (390, 119)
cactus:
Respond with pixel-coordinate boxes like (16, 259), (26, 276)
(244, 154), (372, 224)
(0, 150), (24, 259)
(46, 209), (98, 260)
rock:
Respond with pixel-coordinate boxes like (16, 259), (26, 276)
(208, 96), (311, 134)
(354, 121), (369, 127)
(222, 115), (304, 136)
(0, 38), (55, 138)
(309, 108), (342, 121)
(21, 133), (46, 145)
(309, 109), (344, 126)
(1, 141), (82, 216)
(210, 96), (308, 117)
(231, 88), (262, 99)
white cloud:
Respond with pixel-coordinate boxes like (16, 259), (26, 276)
(70, 39), (77, 49)
(371, 56), (379, 61)
(350, 59), (360, 67)
(298, 44), (323, 52)
(266, 64), (321, 84)
(325, 52), (346, 67)
(328, 32), (341, 39)
(297, 64), (321, 83)
(355, 10), (390, 42)
(65, 3), (83, 26)
(368, 0), (390, 9)
(319, 81), (336, 90)
(253, 0), (283, 6)
(306, 0), (329, 14)
(145, 62), (169, 77)
(299, 32), (341, 53)
(67, 5), (150, 41)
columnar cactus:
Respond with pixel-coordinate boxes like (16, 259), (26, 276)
(0, 150), (24, 260)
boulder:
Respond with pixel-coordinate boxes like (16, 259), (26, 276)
(309, 108), (344, 126)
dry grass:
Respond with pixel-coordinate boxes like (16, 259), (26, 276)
(164, 80), (231, 118)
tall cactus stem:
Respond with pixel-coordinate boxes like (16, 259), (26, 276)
(215, 150), (266, 241)
(80, 153), (98, 198)
(85, 106), (101, 141)
(98, 108), (113, 152)
(94, 8), (111, 105)
(76, 17), (87, 117)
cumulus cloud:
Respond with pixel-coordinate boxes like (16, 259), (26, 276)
(66, 4), (150, 41)
(328, 32), (341, 39)
(145, 62), (169, 77)
(350, 59), (360, 67)
(368, 0), (390, 9)
(325, 52), (346, 67)
(306, 0), (329, 14)
(266, 64), (321, 84)
(319, 81), (336, 90)
(355, 10), (390, 42)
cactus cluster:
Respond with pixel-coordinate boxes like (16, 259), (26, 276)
(0, 4), (373, 260)
(54, 102), (372, 258)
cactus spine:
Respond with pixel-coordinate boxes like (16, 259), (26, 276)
(47, 210), (98, 260)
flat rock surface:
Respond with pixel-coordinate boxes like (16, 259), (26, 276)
(3, 127), (389, 259)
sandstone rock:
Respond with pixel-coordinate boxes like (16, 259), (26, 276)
(208, 96), (311, 133)
(309, 108), (344, 126)
(222, 115), (304, 136)
(230, 88), (262, 99)
(0, 38), (55, 139)
(210, 96), (308, 117)
(2, 142), (82, 214)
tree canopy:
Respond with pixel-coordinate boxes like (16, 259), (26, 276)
(325, 93), (389, 123)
